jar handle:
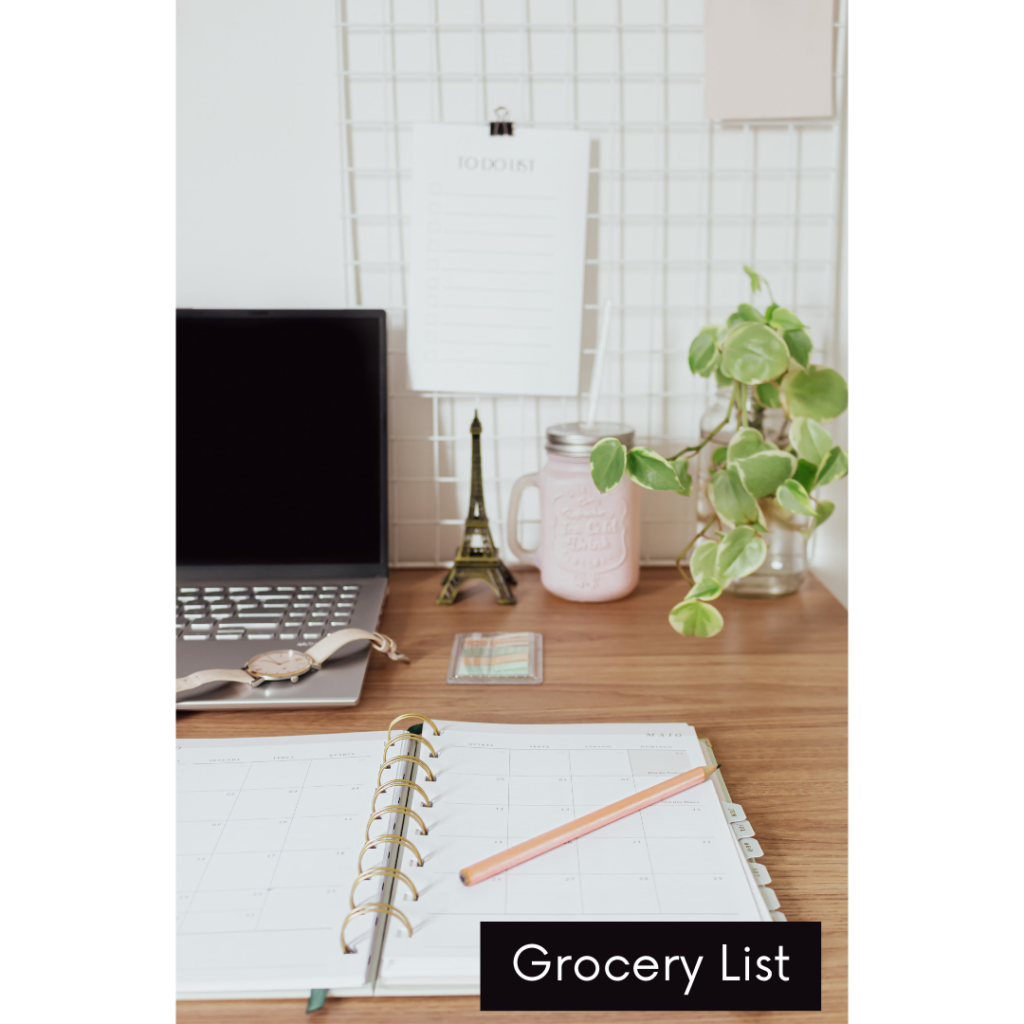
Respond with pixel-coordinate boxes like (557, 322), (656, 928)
(505, 472), (541, 567)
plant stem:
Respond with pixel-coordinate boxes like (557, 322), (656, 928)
(674, 518), (717, 582)
(669, 393), (736, 460)
(735, 381), (748, 428)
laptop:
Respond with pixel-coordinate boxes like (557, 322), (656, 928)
(175, 309), (389, 708)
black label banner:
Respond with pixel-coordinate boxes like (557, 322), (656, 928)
(480, 921), (821, 1011)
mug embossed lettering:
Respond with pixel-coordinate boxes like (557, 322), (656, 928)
(507, 423), (639, 602)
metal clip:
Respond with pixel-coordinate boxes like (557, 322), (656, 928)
(489, 106), (513, 135)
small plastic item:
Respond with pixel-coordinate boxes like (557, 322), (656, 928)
(446, 632), (543, 685)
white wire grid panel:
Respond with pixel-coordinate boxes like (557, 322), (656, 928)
(332, 0), (847, 567)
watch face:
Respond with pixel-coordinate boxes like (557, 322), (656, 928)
(246, 649), (313, 679)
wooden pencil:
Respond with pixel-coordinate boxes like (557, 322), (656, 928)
(459, 763), (720, 885)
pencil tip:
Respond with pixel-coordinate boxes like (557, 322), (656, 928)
(707, 763), (722, 776)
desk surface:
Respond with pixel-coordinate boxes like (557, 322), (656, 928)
(177, 567), (847, 1024)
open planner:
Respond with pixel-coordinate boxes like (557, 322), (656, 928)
(177, 715), (783, 1000)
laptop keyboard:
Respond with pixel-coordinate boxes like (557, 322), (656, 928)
(176, 584), (360, 643)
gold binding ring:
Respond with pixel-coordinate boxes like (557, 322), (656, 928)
(365, 804), (428, 841)
(356, 835), (422, 873)
(340, 903), (413, 954)
(372, 779), (432, 810)
(387, 713), (441, 743)
(349, 866), (419, 908)
(377, 754), (435, 787)
(383, 731), (438, 759)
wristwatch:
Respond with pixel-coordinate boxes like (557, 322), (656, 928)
(176, 628), (408, 697)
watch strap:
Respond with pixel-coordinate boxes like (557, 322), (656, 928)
(176, 667), (254, 694)
(306, 628), (410, 668)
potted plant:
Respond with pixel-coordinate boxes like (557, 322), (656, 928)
(589, 266), (848, 638)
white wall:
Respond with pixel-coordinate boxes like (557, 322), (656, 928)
(807, 25), (848, 608)
(177, 0), (347, 307)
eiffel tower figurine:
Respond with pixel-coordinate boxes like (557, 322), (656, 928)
(437, 412), (517, 605)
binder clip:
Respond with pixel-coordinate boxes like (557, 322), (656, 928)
(489, 106), (513, 136)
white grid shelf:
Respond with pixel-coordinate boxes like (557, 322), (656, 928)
(332, 0), (847, 568)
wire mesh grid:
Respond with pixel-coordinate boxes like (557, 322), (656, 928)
(332, 0), (847, 568)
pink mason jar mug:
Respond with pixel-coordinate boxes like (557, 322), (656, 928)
(506, 422), (640, 602)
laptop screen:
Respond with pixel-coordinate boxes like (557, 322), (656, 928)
(176, 310), (387, 568)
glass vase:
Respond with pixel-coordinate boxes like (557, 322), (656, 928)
(693, 387), (809, 598)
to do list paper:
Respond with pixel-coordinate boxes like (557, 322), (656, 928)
(408, 124), (590, 396)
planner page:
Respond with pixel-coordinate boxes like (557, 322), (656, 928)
(376, 722), (770, 988)
(407, 123), (590, 396)
(177, 731), (395, 995)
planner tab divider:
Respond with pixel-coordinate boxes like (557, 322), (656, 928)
(700, 737), (782, 922)
(731, 819), (755, 839)
(722, 801), (745, 821)
(748, 861), (772, 885)
(739, 837), (764, 859)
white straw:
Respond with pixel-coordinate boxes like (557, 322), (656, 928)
(584, 298), (612, 427)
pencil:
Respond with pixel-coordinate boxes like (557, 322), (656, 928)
(459, 763), (721, 885)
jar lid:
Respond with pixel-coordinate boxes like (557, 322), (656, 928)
(545, 421), (635, 456)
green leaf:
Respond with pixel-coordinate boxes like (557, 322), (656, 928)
(755, 381), (782, 408)
(711, 446), (728, 465)
(764, 303), (778, 321)
(776, 479), (817, 517)
(781, 365), (849, 421)
(789, 416), (833, 465)
(711, 466), (761, 527)
(815, 446), (849, 488)
(670, 456), (692, 496)
(715, 526), (768, 581)
(625, 447), (687, 493)
(814, 499), (835, 529)
(736, 303), (765, 323)
(668, 600), (724, 638)
(768, 307), (804, 331)
(733, 449), (797, 499)
(688, 329), (719, 376)
(727, 427), (769, 462)
(725, 311), (744, 329)
(721, 323), (791, 385)
(742, 264), (763, 294)
(782, 328), (813, 369)
(685, 578), (723, 601)
(590, 437), (627, 494)
(714, 366), (734, 388)
(793, 457), (819, 492)
(690, 541), (719, 581)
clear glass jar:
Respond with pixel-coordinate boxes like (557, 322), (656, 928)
(694, 387), (808, 598)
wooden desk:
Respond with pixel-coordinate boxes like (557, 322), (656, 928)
(177, 568), (847, 1023)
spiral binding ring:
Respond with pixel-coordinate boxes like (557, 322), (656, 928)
(372, 778), (432, 810)
(349, 866), (419, 909)
(340, 902), (412, 954)
(356, 834), (423, 873)
(366, 804), (428, 841)
(387, 713), (440, 742)
(377, 754), (436, 787)
(383, 731), (438, 759)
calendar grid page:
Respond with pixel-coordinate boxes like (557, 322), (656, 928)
(379, 722), (769, 987)
(176, 731), (395, 994)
